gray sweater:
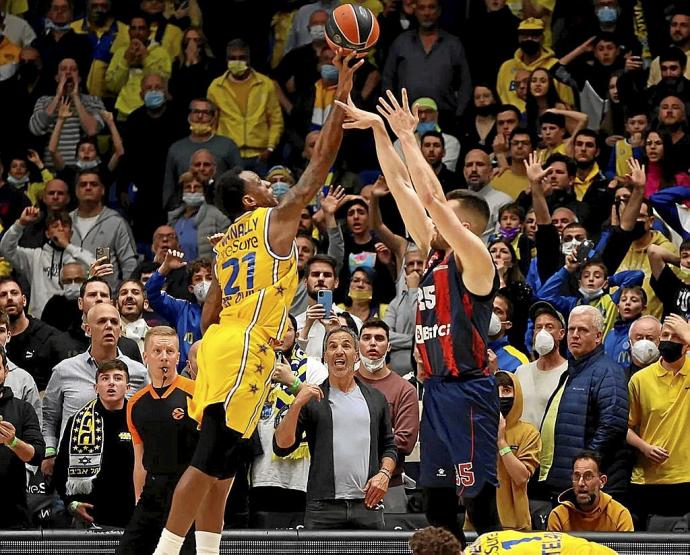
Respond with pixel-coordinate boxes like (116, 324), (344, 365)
(383, 274), (417, 377)
(5, 361), (42, 427)
(168, 202), (231, 260)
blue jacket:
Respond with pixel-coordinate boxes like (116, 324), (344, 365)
(603, 318), (635, 369)
(545, 345), (628, 493)
(488, 336), (529, 373)
(649, 186), (690, 240)
(145, 270), (202, 367)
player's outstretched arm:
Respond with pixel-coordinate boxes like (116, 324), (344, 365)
(269, 51), (363, 257)
(379, 89), (494, 296)
(335, 96), (434, 253)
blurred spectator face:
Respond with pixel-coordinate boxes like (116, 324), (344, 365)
(660, 60), (684, 84)
(182, 177), (203, 194)
(546, 161), (571, 191)
(415, 0), (440, 29)
(299, 208), (313, 232)
(78, 142), (98, 161)
(324, 330), (359, 376)
(140, 271), (154, 285)
(421, 135), (444, 168)
(515, 70), (530, 101)
(671, 14), (690, 46)
(88, 0), (110, 25)
(76, 172), (105, 205)
(277, 318), (296, 353)
(573, 134), (598, 165)
(141, 0), (164, 15)
(552, 209), (577, 234)
(630, 317), (661, 344)
(94, 368), (129, 405)
(56, 58), (79, 92)
(534, 313), (564, 349)
(117, 280), (147, 321)
(524, 210), (537, 239)
(190, 150), (217, 181)
(190, 265), (212, 288)
(509, 132), (532, 161)
(0, 320), (9, 348)
(43, 180), (70, 211)
(645, 131), (663, 162)
(48, 0), (73, 25)
(485, 0), (507, 11)
(625, 114), (648, 136)
(540, 123), (565, 147)
(404, 250), (424, 275)
(496, 109), (519, 137)
(518, 30), (542, 56)
(60, 263), (86, 291)
(152, 225), (179, 259)
(308, 9), (328, 42)
(567, 310), (602, 358)
(296, 236), (316, 271)
(303, 131), (320, 160)
(186, 341), (200, 379)
(499, 209), (521, 231)
(659, 96), (685, 127)
(417, 105), (438, 124)
(594, 40), (619, 66)
(141, 73), (166, 97)
(473, 86), (495, 108)
(9, 159), (28, 179)
(349, 269), (373, 299)
(317, 47), (336, 78)
(492, 296), (511, 336)
(489, 241), (513, 269)
(561, 225), (586, 251)
(306, 261), (337, 297)
(580, 263), (607, 294)
(46, 217), (71, 242)
(359, 325), (390, 362)
(189, 99), (216, 126)
(572, 457), (606, 509)
(529, 69), (549, 98)
(463, 150), (491, 190)
(608, 74), (619, 103)
(85, 303), (121, 348)
(129, 16), (150, 43)
(0, 281), (26, 321)
(681, 245), (690, 269)
(618, 289), (645, 321)
(346, 203), (369, 235)
(79, 280), (111, 316)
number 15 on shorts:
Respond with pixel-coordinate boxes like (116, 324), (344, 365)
(456, 462), (475, 487)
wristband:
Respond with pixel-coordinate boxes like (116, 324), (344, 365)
(8, 436), (19, 450)
(45, 447), (56, 457)
(289, 377), (301, 395)
(499, 445), (512, 457)
(378, 468), (392, 479)
(69, 501), (81, 514)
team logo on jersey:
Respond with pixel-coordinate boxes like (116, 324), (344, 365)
(172, 407), (185, 420)
(436, 468), (446, 477)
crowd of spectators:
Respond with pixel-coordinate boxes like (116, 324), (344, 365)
(2, 0), (690, 545)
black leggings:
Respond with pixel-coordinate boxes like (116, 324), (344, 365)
(424, 484), (501, 548)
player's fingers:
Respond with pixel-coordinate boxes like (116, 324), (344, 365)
(386, 89), (401, 110)
(377, 96), (393, 115)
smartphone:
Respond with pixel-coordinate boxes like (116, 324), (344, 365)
(317, 290), (333, 318)
(95, 246), (111, 263)
(575, 240), (595, 265)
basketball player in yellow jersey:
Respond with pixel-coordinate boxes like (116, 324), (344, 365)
(153, 51), (363, 555)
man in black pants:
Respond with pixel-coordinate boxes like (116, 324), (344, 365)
(117, 326), (198, 554)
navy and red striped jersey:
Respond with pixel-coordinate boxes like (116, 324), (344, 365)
(416, 250), (498, 379)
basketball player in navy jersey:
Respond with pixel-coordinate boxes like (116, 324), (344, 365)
(336, 91), (501, 547)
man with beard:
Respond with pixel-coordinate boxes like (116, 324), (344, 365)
(647, 8), (690, 86)
(0, 279), (59, 392)
(355, 320), (419, 514)
(657, 94), (690, 162)
(117, 280), (150, 356)
(420, 132), (463, 193)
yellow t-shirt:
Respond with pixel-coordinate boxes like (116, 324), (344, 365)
(469, 530), (617, 554)
(492, 170), (529, 200)
(629, 357), (690, 485)
(539, 380), (565, 481)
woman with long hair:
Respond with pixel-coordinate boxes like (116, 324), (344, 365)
(643, 130), (690, 197)
(460, 84), (500, 154)
(337, 266), (388, 322)
(525, 68), (567, 137)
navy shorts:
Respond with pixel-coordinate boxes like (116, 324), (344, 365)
(419, 376), (499, 498)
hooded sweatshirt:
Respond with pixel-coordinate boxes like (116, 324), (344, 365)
(495, 371), (542, 530)
(0, 221), (95, 318)
(548, 487), (634, 532)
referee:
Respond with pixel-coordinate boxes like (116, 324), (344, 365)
(117, 326), (198, 555)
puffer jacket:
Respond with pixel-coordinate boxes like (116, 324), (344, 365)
(545, 345), (628, 495)
(168, 202), (230, 260)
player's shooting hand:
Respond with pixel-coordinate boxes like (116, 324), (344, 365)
(377, 88), (419, 138)
(334, 49), (364, 97)
(363, 472), (389, 508)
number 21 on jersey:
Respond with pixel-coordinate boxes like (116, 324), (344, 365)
(222, 251), (256, 296)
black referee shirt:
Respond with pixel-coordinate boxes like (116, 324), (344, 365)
(127, 375), (198, 475)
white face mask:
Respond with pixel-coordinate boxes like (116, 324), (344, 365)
(193, 280), (211, 303)
(360, 352), (386, 373)
(631, 339), (660, 366)
(488, 312), (502, 337)
(309, 24), (326, 40)
(63, 283), (81, 300)
(561, 239), (581, 257)
(534, 329), (555, 356)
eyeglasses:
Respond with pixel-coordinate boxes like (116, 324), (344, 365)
(510, 140), (531, 146)
(155, 233), (177, 241)
(190, 109), (214, 116)
(572, 472), (598, 483)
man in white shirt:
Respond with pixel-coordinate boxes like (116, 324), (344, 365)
(515, 302), (568, 429)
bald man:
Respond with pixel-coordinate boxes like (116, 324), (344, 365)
(462, 150), (512, 240)
(41, 302), (149, 481)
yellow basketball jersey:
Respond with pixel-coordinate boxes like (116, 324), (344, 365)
(213, 207), (298, 339)
(469, 531), (617, 554)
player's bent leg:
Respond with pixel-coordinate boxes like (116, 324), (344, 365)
(464, 482), (502, 535)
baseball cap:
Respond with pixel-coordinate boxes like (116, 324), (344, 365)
(529, 301), (566, 328)
(412, 97), (438, 112)
(518, 17), (545, 31)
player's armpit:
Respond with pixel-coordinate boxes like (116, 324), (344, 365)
(201, 275), (222, 334)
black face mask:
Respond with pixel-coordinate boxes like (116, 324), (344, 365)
(91, 10), (109, 25)
(629, 221), (647, 240)
(499, 397), (514, 418)
(520, 40), (540, 56)
(658, 340), (685, 363)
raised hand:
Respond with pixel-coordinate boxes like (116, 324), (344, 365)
(100, 110), (115, 125)
(320, 185), (346, 216)
(294, 383), (323, 407)
(27, 149), (43, 168)
(524, 151), (551, 185)
(626, 158), (646, 189)
(57, 97), (72, 119)
(376, 88), (419, 138)
(371, 175), (390, 198)
(334, 95), (384, 131)
(663, 313), (690, 345)
(19, 206), (40, 226)
(375, 242), (393, 266)
(333, 49), (364, 97)
(159, 249), (187, 275)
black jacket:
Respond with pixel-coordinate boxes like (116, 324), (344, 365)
(53, 398), (134, 527)
(273, 377), (398, 502)
(7, 316), (60, 391)
(0, 386), (45, 528)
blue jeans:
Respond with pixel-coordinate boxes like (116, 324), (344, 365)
(304, 499), (384, 530)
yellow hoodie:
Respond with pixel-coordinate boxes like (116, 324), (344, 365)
(468, 530), (618, 554)
(548, 489), (634, 532)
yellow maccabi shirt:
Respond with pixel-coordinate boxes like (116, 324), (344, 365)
(629, 357), (690, 485)
(468, 531), (617, 554)
(492, 170), (529, 200)
(539, 381), (565, 482)
(574, 162), (602, 201)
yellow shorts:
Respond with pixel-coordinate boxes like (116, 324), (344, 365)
(188, 321), (276, 439)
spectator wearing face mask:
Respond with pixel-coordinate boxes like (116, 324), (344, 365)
(167, 172), (230, 261)
(4, 151), (54, 207)
(627, 315), (661, 379)
(41, 262), (87, 332)
(144, 250), (209, 367)
(603, 286), (647, 369)
(487, 294), (529, 373)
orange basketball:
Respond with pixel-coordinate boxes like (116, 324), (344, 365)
(325, 4), (380, 58)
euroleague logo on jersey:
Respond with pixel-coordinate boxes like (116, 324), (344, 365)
(172, 407), (185, 420)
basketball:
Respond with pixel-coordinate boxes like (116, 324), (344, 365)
(325, 4), (380, 58)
